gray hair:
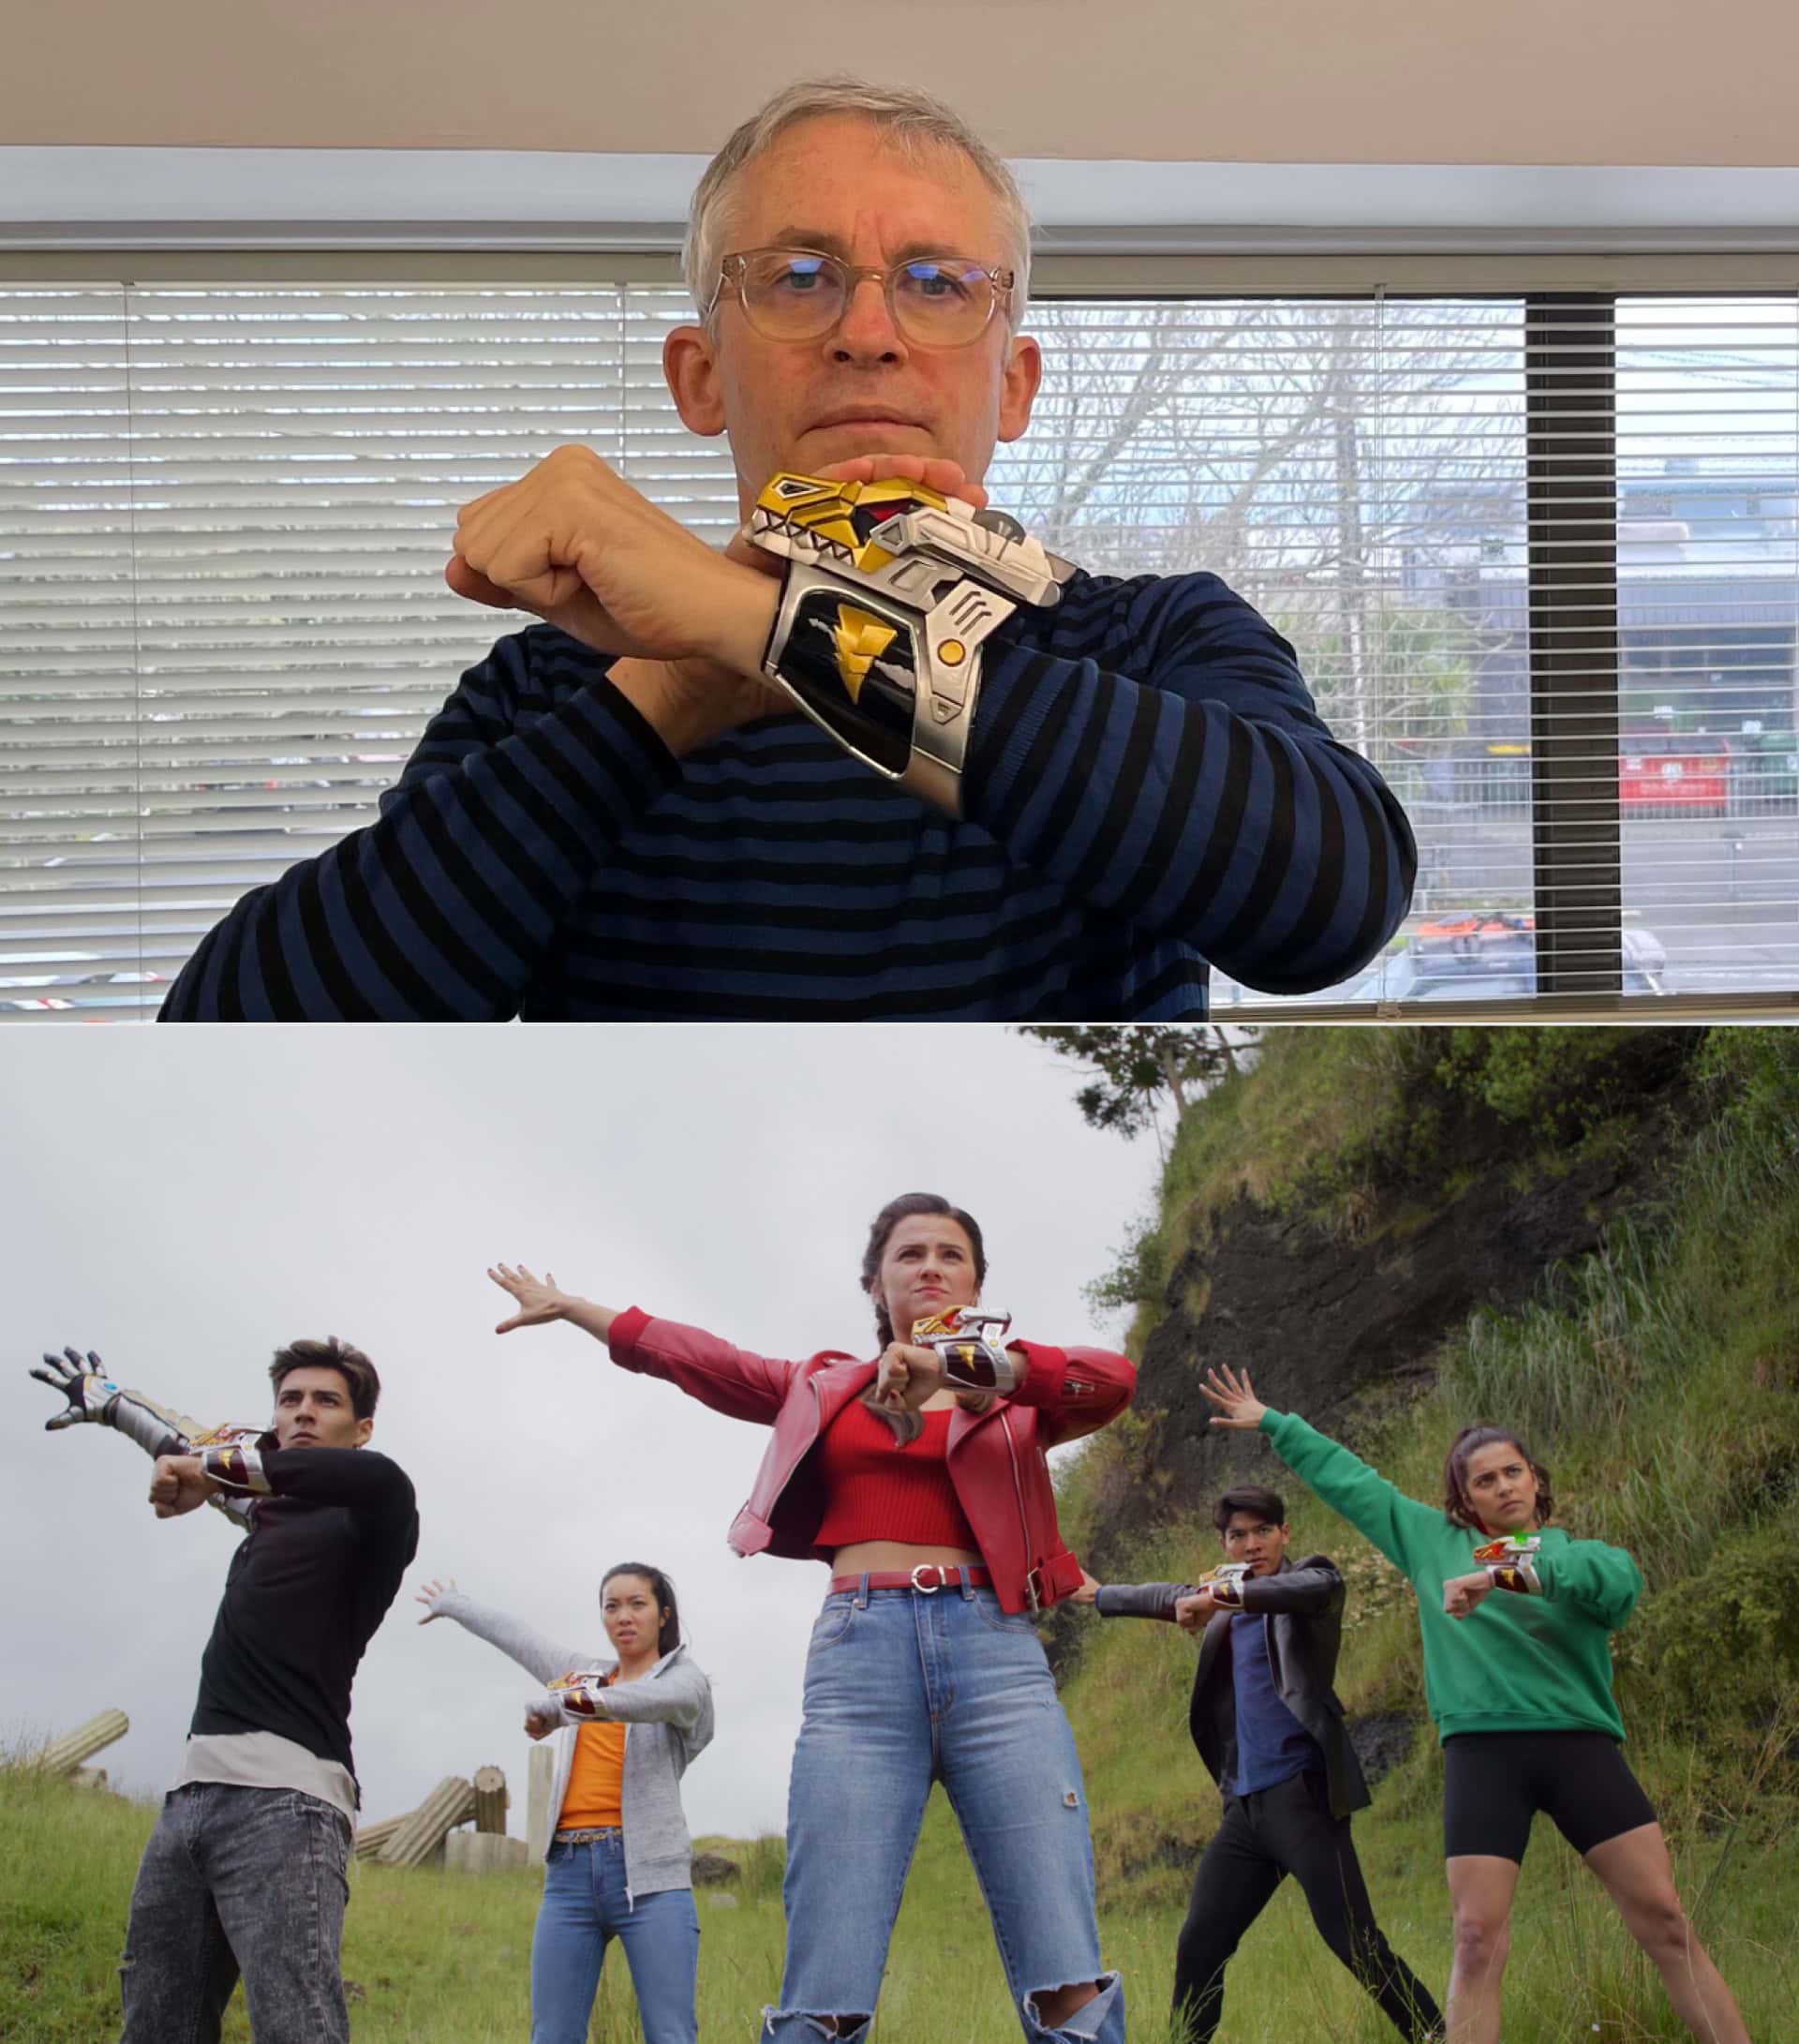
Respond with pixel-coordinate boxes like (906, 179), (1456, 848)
(682, 76), (1034, 325)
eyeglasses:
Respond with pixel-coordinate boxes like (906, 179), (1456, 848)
(712, 247), (1015, 348)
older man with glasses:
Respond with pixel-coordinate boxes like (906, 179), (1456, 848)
(162, 76), (1416, 1022)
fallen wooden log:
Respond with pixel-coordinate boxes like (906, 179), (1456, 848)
(379, 1776), (476, 1869)
(36, 1708), (128, 1776)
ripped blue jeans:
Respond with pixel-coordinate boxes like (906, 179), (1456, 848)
(763, 1579), (1123, 2042)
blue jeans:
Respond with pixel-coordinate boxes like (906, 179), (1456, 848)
(118, 1782), (352, 2044)
(764, 1580), (1123, 2042)
(532, 1829), (700, 2044)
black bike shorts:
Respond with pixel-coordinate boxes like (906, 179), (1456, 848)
(1442, 1730), (1657, 1863)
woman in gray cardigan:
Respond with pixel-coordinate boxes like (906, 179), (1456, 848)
(417, 1563), (715, 2044)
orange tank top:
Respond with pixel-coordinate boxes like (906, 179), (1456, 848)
(557, 1680), (626, 1831)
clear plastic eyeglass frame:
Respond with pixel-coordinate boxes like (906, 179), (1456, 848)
(712, 248), (1015, 347)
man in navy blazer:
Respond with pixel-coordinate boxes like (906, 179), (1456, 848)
(1080, 1483), (1442, 2044)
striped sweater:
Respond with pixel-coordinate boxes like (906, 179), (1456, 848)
(159, 568), (1415, 1021)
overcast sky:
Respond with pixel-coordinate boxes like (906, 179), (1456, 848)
(0, 1023), (1161, 1841)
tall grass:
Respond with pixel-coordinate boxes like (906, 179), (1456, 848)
(1449, 1214), (1683, 1440)
(1434, 1048), (1799, 1601)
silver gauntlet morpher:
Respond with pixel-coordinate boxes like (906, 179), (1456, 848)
(748, 474), (1075, 817)
(911, 1306), (1018, 1394)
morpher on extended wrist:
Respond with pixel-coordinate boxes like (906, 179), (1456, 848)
(193, 1422), (275, 1495)
(1197, 1560), (1254, 1608)
(747, 474), (1075, 816)
(911, 1306), (1019, 1395)
(1471, 1532), (1542, 1594)
(547, 1672), (614, 1721)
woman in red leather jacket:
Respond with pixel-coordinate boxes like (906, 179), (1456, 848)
(488, 1191), (1135, 2044)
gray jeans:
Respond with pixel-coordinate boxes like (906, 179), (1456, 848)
(119, 1781), (352, 2044)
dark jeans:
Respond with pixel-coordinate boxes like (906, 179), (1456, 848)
(1172, 1770), (1441, 2044)
(118, 1781), (353, 2044)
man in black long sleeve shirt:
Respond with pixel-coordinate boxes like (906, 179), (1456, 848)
(32, 1336), (418, 2044)
(1080, 1484), (1441, 2044)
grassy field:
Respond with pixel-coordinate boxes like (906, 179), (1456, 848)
(9, 1028), (1796, 2040)
(5, 1752), (1794, 2043)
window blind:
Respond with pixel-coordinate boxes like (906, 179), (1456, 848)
(991, 292), (1799, 1010)
(3, 283), (1794, 1018)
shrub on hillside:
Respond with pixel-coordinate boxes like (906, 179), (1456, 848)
(1616, 1531), (1799, 1738)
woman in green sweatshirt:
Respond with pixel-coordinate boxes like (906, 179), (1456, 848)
(1201, 1363), (1750, 2044)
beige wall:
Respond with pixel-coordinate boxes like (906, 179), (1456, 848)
(8, 0), (1798, 164)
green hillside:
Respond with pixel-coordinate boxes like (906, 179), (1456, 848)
(1048, 1025), (1799, 2037)
(7, 1026), (1796, 2041)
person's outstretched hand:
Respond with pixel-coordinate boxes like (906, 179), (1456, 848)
(1200, 1364), (1268, 1431)
(31, 1347), (115, 1429)
(489, 1264), (578, 1334)
(415, 1577), (459, 1623)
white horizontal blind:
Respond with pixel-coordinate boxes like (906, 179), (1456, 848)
(994, 296), (1539, 1007)
(1000, 292), (1799, 1009)
(1614, 300), (1799, 1002)
(0, 286), (735, 1016)
(3, 284), (1795, 1016)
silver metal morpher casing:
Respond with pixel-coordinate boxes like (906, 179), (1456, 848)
(912, 1306), (1020, 1394)
(751, 495), (1075, 817)
(764, 561), (1014, 817)
(748, 492), (1074, 608)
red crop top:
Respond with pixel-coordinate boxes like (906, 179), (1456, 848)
(810, 1398), (981, 1552)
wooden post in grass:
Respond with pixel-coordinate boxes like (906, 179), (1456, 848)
(35, 1708), (128, 1775)
(473, 1765), (507, 1835)
(379, 1776), (476, 1869)
(353, 1815), (405, 1860)
(526, 1743), (554, 1861)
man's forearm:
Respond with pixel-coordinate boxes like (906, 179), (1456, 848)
(607, 581), (782, 760)
(1094, 1581), (1191, 1622)
(106, 1385), (199, 1461)
(201, 1444), (414, 1520)
(1240, 1564), (1343, 1617)
(160, 636), (684, 1022)
(963, 584), (1416, 994)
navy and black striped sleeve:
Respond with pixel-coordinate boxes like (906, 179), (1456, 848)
(965, 574), (1417, 996)
(158, 632), (682, 1021)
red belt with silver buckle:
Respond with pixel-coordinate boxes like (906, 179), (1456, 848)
(826, 1564), (994, 1594)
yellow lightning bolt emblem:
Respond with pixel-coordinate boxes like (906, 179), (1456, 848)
(833, 605), (897, 703)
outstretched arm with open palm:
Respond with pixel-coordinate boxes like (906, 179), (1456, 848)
(488, 1264), (618, 1343)
(1205, 1361), (1439, 1570)
(413, 1573), (587, 1685)
(1200, 1364), (1268, 1431)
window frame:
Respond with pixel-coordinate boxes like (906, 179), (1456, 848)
(3, 244), (1796, 1022)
